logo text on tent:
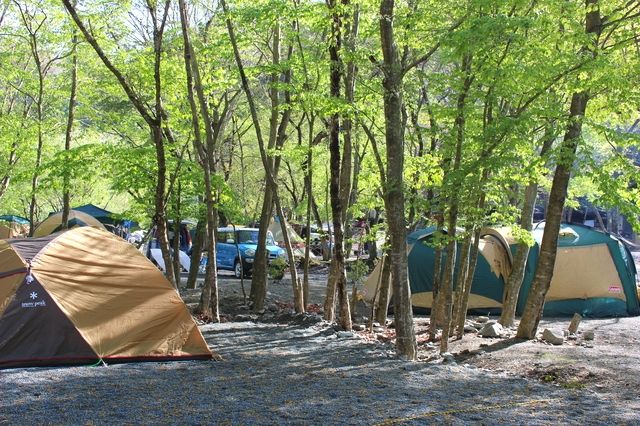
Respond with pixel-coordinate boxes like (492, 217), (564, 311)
(608, 286), (622, 294)
(21, 300), (46, 308)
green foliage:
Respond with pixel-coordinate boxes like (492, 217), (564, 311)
(0, 0), (638, 240)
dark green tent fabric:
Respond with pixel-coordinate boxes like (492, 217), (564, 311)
(407, 228), (506, 312)
(48, 204), (139, 230)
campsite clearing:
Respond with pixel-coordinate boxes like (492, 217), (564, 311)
(2, 264), (639, 424)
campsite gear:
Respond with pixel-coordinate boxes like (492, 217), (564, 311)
(32, 210), (106, 237)
(0, 227), (213, 369)
(517, 223), (639, 317)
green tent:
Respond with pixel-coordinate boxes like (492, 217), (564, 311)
(363, 227), (514, 313)
(517, 223), (639, 317)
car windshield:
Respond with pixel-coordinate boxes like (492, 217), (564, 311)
(236, 230), (276, 246)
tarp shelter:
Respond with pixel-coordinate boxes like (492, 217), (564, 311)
(72, 204), (117, 224)
(72, 203), (138, 229)
(33, 210), (106, 237)
(363, 227), (514, 312)
(517, 223), (639, 317)
(0, 227), (213, 368)
(0, 215), (29, 239)
(268, 217), (316, 260)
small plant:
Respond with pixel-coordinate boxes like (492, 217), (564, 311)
(542, 374), (556, 383)
(268, 257), (287, 280)
(562, 381), (586, 390)
(347, 259), (369, 284)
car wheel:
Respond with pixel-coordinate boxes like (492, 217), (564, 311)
(234, 260), (243, 279)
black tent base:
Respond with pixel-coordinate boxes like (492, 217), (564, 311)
(0, 353), (215, 370)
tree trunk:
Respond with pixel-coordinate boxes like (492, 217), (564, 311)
(375, 252), (392, 325)
(451, 233), (472, 337)
(62, 26), (78, 230)
(186, 216), (205, 290)
(178, 0), (222, 318)
(222, 1), (292, 312)
(172, 193), (182, 287)
(323, 0), (352, 331)
(62, 0), (175, 285)
(429, 220), (445, 339)
(439, 54), (472, 354)
(517, 0), (600, 339)
(379, 0), (416, 359)
(517, 92), (591, 338)
(455, 230), (481, 338)
(499, 126), (555, 327)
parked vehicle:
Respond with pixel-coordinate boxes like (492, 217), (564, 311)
(215, 227), (286, 278)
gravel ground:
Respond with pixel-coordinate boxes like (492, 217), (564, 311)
(2, 263), (640, 425)
(1, 318), (635, 425)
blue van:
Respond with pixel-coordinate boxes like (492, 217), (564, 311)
(216, 227), (286, 278)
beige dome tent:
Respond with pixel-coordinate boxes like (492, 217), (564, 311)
(0, 223), (27, 239)
(0, 227), (213, 368)
(0, 215), (29, 239)
(33, 210), (106, 237)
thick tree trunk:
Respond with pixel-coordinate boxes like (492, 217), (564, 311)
(517, 0), (600, 339)
(250, 186), (275, 310)
(517, 92), (590, 338)
(379, 0), (416, 359)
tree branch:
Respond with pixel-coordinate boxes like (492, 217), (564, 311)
(61, 0), (156, 126)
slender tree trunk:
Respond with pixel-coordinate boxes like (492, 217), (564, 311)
(323, 0), (352, 330)
(499, 125), (555, 326)
(61, 25), (77, 230)
(379, 0), (416, 359)
(178, 0), (221, 318)
(439, 54), (472, 354)
(453, 168), (489, 337)
(275, 196), (304, 312)
(517, 0), (600, 339)
(451, 233), (472, 336)
(22, 13), (46, 236)
(63, 0), (175, 285)
(222, 0), (293, 312)
(429, 220), (445, 339)
(375, 251), (392, 325)
(172, 189), (182, 286)
(186, 216), (205, 290)
(455, 230), (481, 338)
